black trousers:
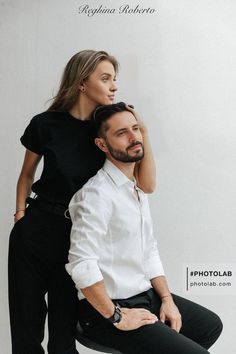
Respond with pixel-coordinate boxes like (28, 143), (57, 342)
(8, 204), (79, 354)
(78, 289), (223, 354)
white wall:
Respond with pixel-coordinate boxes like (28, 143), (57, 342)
(1, 0), (235, 353)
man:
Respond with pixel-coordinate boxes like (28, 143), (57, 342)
(66, 102), (222, 354)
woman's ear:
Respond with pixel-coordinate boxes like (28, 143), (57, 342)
(95, 138), (108, 153)
(79, 83), (85, 92)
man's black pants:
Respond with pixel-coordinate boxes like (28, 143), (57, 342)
(8, 204), (79, 354)
(78, 288), (222, 354)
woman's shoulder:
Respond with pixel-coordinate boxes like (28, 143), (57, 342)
(29, 111), (68, 128)
(31, 110), (66, 121)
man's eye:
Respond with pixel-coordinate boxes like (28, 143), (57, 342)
(117, 132), (124, 137)
(102, 78), (108, 82)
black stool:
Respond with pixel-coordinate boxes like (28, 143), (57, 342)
(76, 321), (122, 354)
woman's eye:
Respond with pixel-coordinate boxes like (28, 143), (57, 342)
(102, 78), (108, 82)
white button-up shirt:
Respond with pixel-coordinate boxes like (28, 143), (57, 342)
(66, 159), (165, 300)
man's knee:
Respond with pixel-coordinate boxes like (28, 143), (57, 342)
(202, 310), (223, 349)
(210, 311), (223, 337)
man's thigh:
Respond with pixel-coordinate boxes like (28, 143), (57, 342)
(167, 293), (222, 349)
(78, 291), (222, 353)
(111, 290), (222, 353)
(86, 320), (210, 354)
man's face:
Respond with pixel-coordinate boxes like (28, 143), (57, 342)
(100, 111), (144, 163)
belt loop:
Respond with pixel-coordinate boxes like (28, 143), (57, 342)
(64, 209), (71, 219)
(26, 196), (34, 205)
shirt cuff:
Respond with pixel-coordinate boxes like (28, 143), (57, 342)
(66, 260), (104, 289)
(145, 257), (165, 280)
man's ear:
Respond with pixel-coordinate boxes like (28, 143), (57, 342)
(95, 137), (108, 152)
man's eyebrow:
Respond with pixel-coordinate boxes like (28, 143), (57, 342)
(114, 124), (139, 135)
(113, 128), (127, 135)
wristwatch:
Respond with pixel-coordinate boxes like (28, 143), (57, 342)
(107, 304), (122, 324)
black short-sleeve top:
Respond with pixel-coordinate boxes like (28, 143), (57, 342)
(20, 111), (105, 206)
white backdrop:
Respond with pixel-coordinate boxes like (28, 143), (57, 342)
(1, 0), (235, 353)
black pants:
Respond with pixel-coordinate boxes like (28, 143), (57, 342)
(78, 289), (222, 354)
(8, 204), (79, 354)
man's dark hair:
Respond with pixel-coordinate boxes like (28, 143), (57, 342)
(92, 102), (133, 137)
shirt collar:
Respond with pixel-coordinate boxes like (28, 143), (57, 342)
(102, 159), (135, 188)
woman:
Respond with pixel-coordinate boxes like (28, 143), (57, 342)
(8, 50), (156, 354)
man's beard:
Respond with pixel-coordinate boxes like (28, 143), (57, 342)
(106, 140), (144, 163)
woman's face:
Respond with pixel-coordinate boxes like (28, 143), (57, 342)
(82, 60), (117, 106)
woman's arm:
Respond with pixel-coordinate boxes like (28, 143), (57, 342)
(135, 126), (156, 193)
(14, 149), (42, 222)
(126, 106), (156, 193)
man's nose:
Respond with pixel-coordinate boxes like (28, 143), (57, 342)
(129, 131), (138, 141)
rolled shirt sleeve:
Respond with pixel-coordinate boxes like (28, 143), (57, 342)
(145, 249), (165, 280)
(65, 181), (112, 289)
(143, 211), (165, 280)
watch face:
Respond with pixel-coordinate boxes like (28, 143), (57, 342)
(113, 306), (122, 323)
(108, 305), (122, 323)
(114, 311), (121, 323)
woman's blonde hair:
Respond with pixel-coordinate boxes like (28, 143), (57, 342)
(48, 50), (119, 112)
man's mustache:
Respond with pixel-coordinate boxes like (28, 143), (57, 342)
(127, 141), (143, 150)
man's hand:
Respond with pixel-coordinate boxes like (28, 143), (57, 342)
(114, 307), (158, 331)
(159, 296), (182, 332)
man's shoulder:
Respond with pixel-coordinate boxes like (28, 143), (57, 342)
(70, 168), (116, 204)
(83, 168), (114, 194)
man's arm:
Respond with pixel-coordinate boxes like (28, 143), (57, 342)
(144, 210), (182, 333)
(82, 280), (158, 331)
(151, 276), (182, 332)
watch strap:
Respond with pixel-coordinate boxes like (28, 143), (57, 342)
(107, 304), (122, 324)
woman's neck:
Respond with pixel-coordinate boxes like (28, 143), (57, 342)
(69, 96), (97, 120)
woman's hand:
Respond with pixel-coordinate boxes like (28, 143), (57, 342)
(14, 210), (25, 223)
(125, 104), (148, 137)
